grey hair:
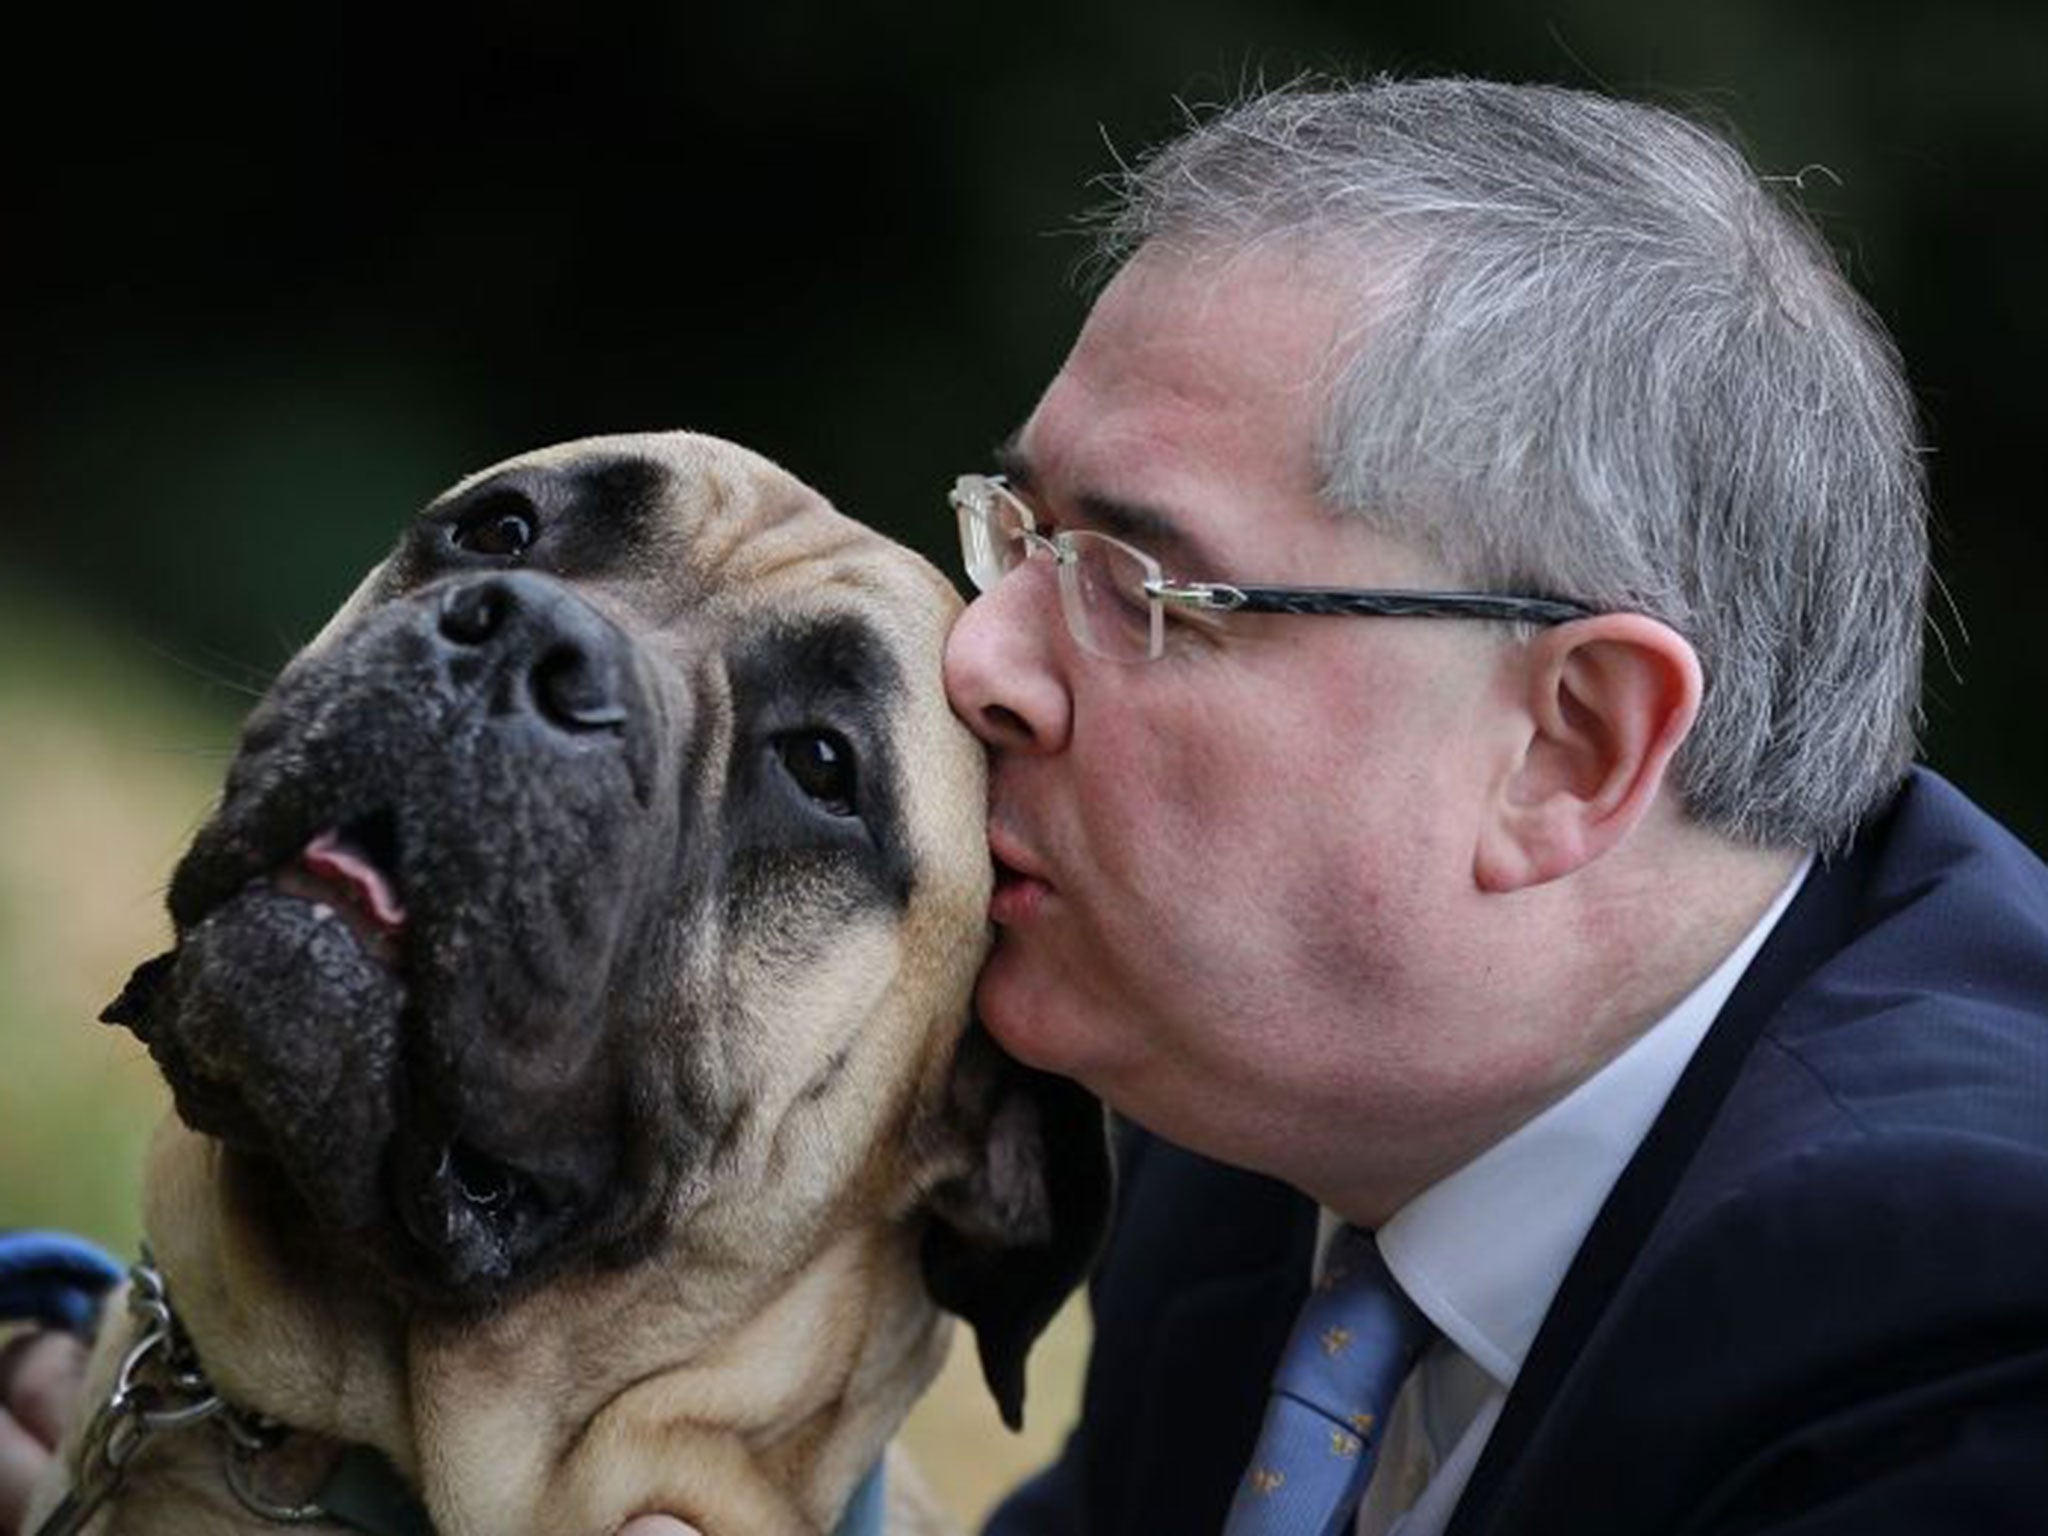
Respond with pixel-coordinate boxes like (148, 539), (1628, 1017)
(1092, 77), (1928, 853)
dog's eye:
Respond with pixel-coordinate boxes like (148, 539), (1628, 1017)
(448, 496), (537, 559)
(774, 730), (859, 818)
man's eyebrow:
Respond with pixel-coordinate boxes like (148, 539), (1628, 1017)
(989, 441), (1213, 573)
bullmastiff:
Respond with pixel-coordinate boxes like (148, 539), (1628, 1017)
(27, 432), (1110, 1535)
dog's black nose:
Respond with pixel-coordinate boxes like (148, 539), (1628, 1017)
(436, 573), (631, 733)
(439, 580), (510, 645)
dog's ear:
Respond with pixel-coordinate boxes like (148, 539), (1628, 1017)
(919, 1021), (1113, 1431)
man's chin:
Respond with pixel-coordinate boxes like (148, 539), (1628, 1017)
(974, 948), (1098, 1081)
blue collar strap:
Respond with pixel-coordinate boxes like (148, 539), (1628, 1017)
(833, 1460), (887, 1536)
(313, 1447), (435, 1536)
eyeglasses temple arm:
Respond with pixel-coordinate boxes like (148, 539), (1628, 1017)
(1147, 581), (1594, 626)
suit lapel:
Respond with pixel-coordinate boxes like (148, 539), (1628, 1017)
(1086, 1128), (1320, 1536)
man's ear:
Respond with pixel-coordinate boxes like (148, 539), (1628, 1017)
(917, 1021), (1113, 1431)
(1476, 613), (1702, 892)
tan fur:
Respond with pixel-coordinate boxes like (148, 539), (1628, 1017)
(32, 434), (1016, 1536)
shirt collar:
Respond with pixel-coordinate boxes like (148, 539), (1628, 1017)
(1365, 857), (1812, 1386)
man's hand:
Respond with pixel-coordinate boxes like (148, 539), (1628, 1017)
(617, 1520), (703, 1535)
(0, 1329), (88, 1534)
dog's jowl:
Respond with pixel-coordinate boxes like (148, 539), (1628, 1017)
(35, 433), (1109, 1536)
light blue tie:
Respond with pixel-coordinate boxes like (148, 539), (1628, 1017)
(1222, 1226), (1435, 1536)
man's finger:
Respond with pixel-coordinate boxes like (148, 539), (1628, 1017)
(0, 1333), (88, 1450)
(0, 1409), (58, 1534)
(615, 1518), (703, 1536)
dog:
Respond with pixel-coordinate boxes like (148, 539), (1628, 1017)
(25, 432), (1110, 1535)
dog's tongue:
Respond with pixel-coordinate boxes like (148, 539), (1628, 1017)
(300, 830), (407, 933)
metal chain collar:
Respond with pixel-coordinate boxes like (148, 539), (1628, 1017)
(34, 1251), (334, 1534)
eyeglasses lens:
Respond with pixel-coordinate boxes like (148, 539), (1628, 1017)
(952, 475), (1164, 662)
(955, 480), (1021, 592)
(1064, 533), (1162, 661)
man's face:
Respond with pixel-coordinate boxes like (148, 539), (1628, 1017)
(943, 246), (1526, 1186)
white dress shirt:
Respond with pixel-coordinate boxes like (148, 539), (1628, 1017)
(1332, 858), (1812, 1535)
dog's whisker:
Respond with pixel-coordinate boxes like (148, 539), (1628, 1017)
(140, 639), (277, 702)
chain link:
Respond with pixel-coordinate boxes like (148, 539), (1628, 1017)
(33, 1250), (341, 1534)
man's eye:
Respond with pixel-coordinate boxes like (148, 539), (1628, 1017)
(1074, 536), (1155, 620)
(774, 730), (859, 818)
(448, 496), (537, 558)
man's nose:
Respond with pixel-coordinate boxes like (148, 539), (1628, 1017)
(943, 561), (1072, 754)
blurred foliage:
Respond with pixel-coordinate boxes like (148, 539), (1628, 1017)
(2, 0), (2043, 847)
(0, 579), (230, 1249)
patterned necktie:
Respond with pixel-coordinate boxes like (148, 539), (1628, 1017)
(1222, 1225), (1436, 1536)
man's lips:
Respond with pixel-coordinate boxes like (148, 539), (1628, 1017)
(988, 826), (1052, 925)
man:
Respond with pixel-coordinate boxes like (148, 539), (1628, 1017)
(944, 77), (2048, 1535)
(8, 77), (2048, 1536)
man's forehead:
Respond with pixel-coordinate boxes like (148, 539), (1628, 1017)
(1001, 247), (1360, 571)
(1079, 242), (1365, 384)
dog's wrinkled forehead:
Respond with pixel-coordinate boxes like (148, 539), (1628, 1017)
(317, 432), (953, 654)
(310, 429), (983, 881)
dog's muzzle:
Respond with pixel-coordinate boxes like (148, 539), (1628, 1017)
(104, 558), (692, 1306)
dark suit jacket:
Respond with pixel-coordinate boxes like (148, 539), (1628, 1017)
(985, 769), (2048, 1534)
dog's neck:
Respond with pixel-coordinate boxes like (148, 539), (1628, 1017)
(131, 1119), (948, 1535)
(141, 1124), (418, 1467)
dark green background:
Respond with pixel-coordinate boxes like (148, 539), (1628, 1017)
(6, 2), (2043, 847)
